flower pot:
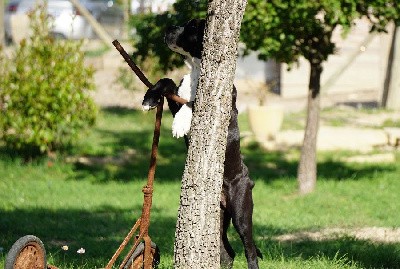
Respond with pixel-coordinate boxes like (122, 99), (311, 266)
(248, 104), (284, 142)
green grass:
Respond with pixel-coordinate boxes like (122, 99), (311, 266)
(281, 111), (306, 130)
(83, 44), (110, 58)
(382, 118), (400, 128)
(1, 107), (400, 268)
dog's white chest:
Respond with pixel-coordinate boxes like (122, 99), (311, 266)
(177, 67), (200, 102)
(172, 61), (200, 138)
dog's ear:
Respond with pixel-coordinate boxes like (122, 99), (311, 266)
(196, 19), (206, 44)
(186, 19), (206, 59)
(142, 78), (176, 110)
(198, 19), (206, 35)
(187, 18), (205, 30)
(167, 18), (206, 59)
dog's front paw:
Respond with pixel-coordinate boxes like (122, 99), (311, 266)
(142, 78), (176, 111)
(172, 104), (192, 138)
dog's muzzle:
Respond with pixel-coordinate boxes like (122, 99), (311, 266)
(142, 100), (159, 111)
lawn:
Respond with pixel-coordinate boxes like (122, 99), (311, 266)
(0, 107), (399, 268)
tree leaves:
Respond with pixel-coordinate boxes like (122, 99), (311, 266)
(129, 1), (207, 73)
(130, 0), (398, 71)
(241, 0), (398, 64)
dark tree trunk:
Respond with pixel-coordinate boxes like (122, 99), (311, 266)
(297, 62), (322, 194)
(173, 0), (247, 268)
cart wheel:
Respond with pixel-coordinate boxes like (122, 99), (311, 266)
(124, 241), (160, 269)
(5, 235), (47, 269)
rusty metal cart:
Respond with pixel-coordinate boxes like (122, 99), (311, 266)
(4, 40), (187, 269)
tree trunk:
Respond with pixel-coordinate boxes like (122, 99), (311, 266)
(173, 0), (247, 268)
(382, 26), (400, 110)
(297, 62), (322, 194)
(0, 0), (5, 47)
(122, 0), (130, 39)
(69, 0), (113, 47)
(139, 0), (145, 13)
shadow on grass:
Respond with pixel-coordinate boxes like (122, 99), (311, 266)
(0, 207), (177, 268)
(72, 128), (187, 183)
(228, 223), (400, 268)
(276, 237), (400, 268)
(243, 143), (397, 184)
(71, 106), (188, 183)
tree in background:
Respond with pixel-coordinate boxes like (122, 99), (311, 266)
(0, 0), (4, 47)
(241, 0), (399, 194)
(130, 0), (399, 194)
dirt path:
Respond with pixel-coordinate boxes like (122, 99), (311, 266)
(87, 48), (147, 109)
(273, 227), (400, 243)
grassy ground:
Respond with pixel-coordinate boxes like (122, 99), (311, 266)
(0, 107), (399, 268)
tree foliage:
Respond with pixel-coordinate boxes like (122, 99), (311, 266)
(131, 0), (399, 70)
(240, 0), (399, 193)
(241, 0), (399, 65)
(130, 1), (206, 73)
(130, 0), (399, 193)
(0, 6), (97, 157)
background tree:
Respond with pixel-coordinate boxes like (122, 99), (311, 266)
(240, 0), (399, 194)
(130, 0), (399, 194)
(173, 0), (247, 267)
(0, 0), (4, 47)
(382, 25), (400, 110)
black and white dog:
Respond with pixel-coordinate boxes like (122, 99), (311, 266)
(142, 19), (262, 269)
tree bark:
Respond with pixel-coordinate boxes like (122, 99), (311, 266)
(69, 0), (113, 47)
(0, 0), (5, 47)
(173, 0), (247, 268)
(297, 62), (322, 194)
(382, 26), (400, 110)
(122, 0), (130, 39)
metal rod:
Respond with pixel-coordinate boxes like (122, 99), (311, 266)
(105, 218), (142, 269)
(112, 40), (188, 105)
(143, 236), (153, 268)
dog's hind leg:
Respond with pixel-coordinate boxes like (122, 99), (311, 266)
(230, 179), (260, 269)
(220, 206), (235, 268)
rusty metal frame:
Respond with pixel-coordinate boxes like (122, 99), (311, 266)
(105, 40), (187, 269)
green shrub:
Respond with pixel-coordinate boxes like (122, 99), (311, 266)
(0, 5), (97, 157)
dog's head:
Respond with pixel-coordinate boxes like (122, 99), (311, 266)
(165, 19), (206, 59)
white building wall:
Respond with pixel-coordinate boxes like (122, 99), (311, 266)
(280, 19), (393, 98)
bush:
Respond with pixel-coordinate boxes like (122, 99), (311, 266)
(0, 5), (97, 157)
